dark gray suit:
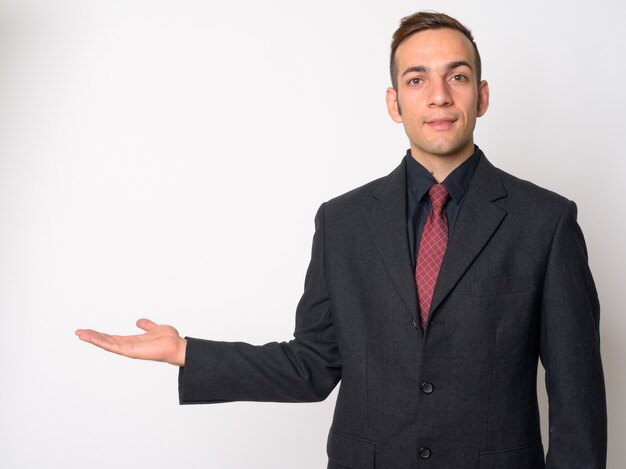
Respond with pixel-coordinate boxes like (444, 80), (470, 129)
(179, 152), (606, 468)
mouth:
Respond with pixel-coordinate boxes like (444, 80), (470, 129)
(425, 117), (457, 130)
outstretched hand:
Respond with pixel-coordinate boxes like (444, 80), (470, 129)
(75, 318), (187, 366)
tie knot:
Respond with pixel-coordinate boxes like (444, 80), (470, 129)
(428, 183), (449, 208)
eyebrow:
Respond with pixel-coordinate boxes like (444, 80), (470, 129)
(401, 60), (473, 77)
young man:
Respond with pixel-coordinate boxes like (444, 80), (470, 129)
(76, 11), (607, 469)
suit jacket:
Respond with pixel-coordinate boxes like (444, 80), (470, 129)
(179, 152), (607, 469)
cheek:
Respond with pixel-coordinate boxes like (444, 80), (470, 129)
(400, 100), (421, 120)
(463, 94), (480, 116)
(401, 113), (422, 133)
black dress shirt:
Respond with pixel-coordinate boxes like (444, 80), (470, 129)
(406, 146), (481, 267)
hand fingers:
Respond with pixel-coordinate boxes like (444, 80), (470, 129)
(75, 329), (117, 353)
(75, 329), (102, 341)
(136, 318), (157, 332)
(76, 329), (137, 356)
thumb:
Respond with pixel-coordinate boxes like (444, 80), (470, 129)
(136, 318), (157, 332)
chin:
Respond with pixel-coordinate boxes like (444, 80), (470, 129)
(428, 139), (473, 158)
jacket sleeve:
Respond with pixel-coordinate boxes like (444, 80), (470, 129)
(539, 201), (607, 468)
(178, 203), (342, 404)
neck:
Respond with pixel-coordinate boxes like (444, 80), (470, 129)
(410, 148), (474, 183)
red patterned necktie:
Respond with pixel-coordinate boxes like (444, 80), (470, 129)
(415, 183), (450, 329)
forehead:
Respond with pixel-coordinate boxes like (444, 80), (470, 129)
(395, 28), (476, 71)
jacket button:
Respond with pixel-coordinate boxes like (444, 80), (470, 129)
(419, 447), (431, 459)
(421, 382), (434, 394)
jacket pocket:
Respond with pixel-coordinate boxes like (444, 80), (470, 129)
(479, 439), (545, 469)
(471, 276), (533, 297)
(327, 429), (375, 469)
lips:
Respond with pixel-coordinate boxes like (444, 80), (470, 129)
(425, 116), (457, 125)
(425, 117), (457, 130)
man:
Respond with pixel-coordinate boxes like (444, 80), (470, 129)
(76, 11), (607, 468)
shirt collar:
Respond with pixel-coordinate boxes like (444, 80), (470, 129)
(406, 146), (481, 204)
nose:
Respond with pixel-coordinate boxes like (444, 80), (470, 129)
(428, 78), (452, 107)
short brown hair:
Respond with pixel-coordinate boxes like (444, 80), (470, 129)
(390, 11), (481, 90)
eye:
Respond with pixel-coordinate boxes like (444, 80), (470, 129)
(451, 74), (468, 83)
(408, 77), (423, 86)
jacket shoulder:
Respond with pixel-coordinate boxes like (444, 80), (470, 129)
(495, 165), (571, 212)
(321, 161), (402, 221)
(326, 177), (383, 209)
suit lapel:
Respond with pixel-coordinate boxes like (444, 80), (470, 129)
(426, 155), (508, 324)
(367, 159), (421, 329)
(367, 153), (508, 333)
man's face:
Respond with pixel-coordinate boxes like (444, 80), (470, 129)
(386, 28), (489, 164)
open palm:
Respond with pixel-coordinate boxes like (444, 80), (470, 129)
(75, 318), (187, 366)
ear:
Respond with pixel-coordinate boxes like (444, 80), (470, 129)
(386, 87), (403, 123)
(477, 80), (490, 117)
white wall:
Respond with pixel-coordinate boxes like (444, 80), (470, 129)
(0, 0), (623, 467)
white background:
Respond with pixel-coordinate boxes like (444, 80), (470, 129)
(0, 0), (624, 467)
